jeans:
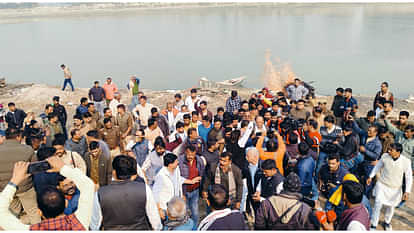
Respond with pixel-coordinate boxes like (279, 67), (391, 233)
(185, 189), (199, 229)
(62, 78), (74, 91)
(94, 101), (105, 117)
(340, 153), (364, 173)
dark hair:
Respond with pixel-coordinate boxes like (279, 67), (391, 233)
(381, 81), (389, 87)
(80, 97), (88, 104)
(336, 87), (344, 93)
(47, 112), (58, 120)
(89, 141), (99, 151)
(265, 138), (278, 152)
(190, 88), (197, 94)
(112, 155), (137, 180)
(231, 90), (238, 98)
(87, 103), (94, 108)
(174, 93), (182, 99)
(307, 119), (318, 129)
(60, 64), (65, 68)
(390, 143), (403, 153)
(7, 102), (15, 107)
(45, 104), (53, 110)
(298, 142), (310, 155)
(262, 159), (277, 170)
(220, 151), (232, 161)
(103, 107), (111, 114)
(186, 144), (196, 152)
(208, 184), (229, 210)
(202, 115), (210, 122)
(344, 88), (352, 93)
(342, 180), (363, 204)
(86, 130), (99, 139)
(37, 186), (66, 219)
(297, 99), (305, 104)
(83, 112), (92, 119)
(70, 129), (80, 138)
(200, 100), (207, 106)
(138, 128), (145, 136)
(328, 153), (340, 162)
(164, 153), (178, 167)
(154, 136), (166, 148)
(367, 110), (376, 117)
(5, 128), (22, 139)
(37, 147), (57, 161)
(400, 110), (410, 118)
(324, 115), (335, 124)
(287, 132), (298, 144)
(148, 118), (157, 127)
(241, 120), (249, 129)
(103, 118), (112, 124)
(187, 128), (197, 136)
(183, 114), (191, 120)
(207, 140), (217, 149)
(176, 121), (184, 129)
(191, 111), (198, 117)
(140, 95), (147, 100)
(73, 114), (83, 121)
(117, 104), (126, 111)
(151, 107), (158, 114)
(94, 81), (99, 85)
(52, 135), (66, 146)
(217, 107), (224, 113)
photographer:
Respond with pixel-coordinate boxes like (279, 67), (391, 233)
(317, 115), (343, 174)
(256, 130), (286, 176)
(0, 157), (95, 230)
(333, 123), (361, 172)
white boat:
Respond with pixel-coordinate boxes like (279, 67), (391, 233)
(406, 95), (414, 103)
(199, 76), (246, 88)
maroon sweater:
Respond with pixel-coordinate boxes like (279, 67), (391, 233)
(338, 204), (370, 230)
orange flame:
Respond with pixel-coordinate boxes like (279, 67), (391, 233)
(261, 50), (297, 92)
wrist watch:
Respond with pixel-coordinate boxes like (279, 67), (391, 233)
(8, 181), (18, 190)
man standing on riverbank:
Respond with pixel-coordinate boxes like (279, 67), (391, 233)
(103, 77), (118, 107)
(60, 64), (74, 92)
(88, 81), (106, 116)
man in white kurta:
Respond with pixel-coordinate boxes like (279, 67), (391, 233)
(367, 143), (412, 230)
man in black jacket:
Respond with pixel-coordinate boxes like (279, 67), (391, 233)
(330, 87), (344, 126)
(242, 147), (264, 217)
(52, 96), (68, 139)
(334, 126), (361, 171)
(260, 159), (285, 199)
(5, 102), (26, 129)
(97, 155), (161, 230)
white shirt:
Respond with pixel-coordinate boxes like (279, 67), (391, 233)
(133, 103), (155, 127)
(347, 221), (367, 231)
(167, 111), (176, 132)
(185, 96), (200, 112)
(152, 167), (186, 210)
(109, 99), (121, 115)
(145, 183), (163, 230)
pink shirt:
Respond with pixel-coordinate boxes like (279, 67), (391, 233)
(102, 82), (118, 100)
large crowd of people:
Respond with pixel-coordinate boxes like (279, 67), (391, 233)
(0, 73), (412, 231)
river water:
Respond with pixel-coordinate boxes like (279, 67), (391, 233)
(1, 4), (414, 97)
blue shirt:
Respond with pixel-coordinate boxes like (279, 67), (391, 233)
(198, 124), (212, 143)
(76, 105), (88, 116)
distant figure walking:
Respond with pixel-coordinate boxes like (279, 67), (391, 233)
(60, 64), (74, 91)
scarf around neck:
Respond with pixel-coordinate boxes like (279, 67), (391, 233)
(215, 165), (236, 199)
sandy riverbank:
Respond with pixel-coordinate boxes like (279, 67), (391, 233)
(0, 82), (414, 229)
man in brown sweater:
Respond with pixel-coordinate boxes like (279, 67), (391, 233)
(99, 118), (122, 160)
(0, 128), (40, 224)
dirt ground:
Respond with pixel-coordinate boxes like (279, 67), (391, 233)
(0, 83), (413, 230)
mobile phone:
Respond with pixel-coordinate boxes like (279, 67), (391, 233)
(28, 161), (51, 174)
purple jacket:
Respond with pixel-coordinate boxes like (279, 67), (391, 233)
(338, 204), (370, 230)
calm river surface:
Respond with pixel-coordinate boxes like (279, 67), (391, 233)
(1, 4), (414, 97)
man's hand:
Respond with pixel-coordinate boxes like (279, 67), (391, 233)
(10, 161), (30, 186)
(327, 183), (336, 189)
(192, 176), (202, 184)
(46, 156), (65, 173)
(403, 192), (409, 201)
(252, 191), (261, 202)
(158, 208), (165, 220)
(202, 191), (208, 200)
(366, 178), (372, 186)
(359, 146), (366, 153)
